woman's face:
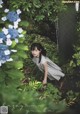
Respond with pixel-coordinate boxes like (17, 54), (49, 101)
(31, 47), (41, 57)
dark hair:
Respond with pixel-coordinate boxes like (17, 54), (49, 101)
(30, 43), (46, 63)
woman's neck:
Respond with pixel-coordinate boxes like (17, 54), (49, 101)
(34, 54), (42, 58)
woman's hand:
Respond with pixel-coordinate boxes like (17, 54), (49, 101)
(42, 79), (47, 85)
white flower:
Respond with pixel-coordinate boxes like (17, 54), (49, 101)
(15, 39), (18, 43)
(4, 50), (10, 55)
(1, 16), (7, 21)
(1, 60), (6, 63)
(14, 24), (18, 29)
(0, 0), (3, 4)
(8, 24), (13, 29)
(14, 21), (18, 28)
(14, 21), (18, 25)
(4, 9), (9, 13)
(2, 27), (8, 35)
(19, 34), (24, 37)
(16, 9), (22, 14)
(18, 28), (23, 33)
(0, 4), (2, 8)
(7, 58), (13, 61)
(6, 38), (12, 46)
(6, 34), (11, 39)
(17, 18), (21, 22)
(0, 62), (1, 66)
(0, 39), (3, 43)
(11, 50), (17, 52)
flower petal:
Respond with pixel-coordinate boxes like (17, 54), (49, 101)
(2, 27), (8, 35)
(4, 9), (9, 13)
(6, 39), (12, 46)
(6, 34), (11, 39)
(1, 17), (7, 21)
(7, 58), (13, 61)
(4, 50), (10, 55)
(11, 50), (17, 52)
(8, 25), (13, 29)
(18, 28), (23, 33)
(16, 9), (21, 14)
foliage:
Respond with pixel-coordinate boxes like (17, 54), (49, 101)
(0, 1), (67, 114)
(0, 79), (67, 114)
(66, 90), (80, 108)
(0, 34), (28, 87)
(1, 0), (80, 114)
(60, 13), (80, 109)
(69, 21), (80, 68)
(69, 45), (80, 68)
(4, 0), (67, 43)
(7, 0), (66, 23)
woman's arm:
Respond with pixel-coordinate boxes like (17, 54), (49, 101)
(42, 62), (48, 85)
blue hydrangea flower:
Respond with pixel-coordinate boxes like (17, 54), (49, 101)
(2, 55), (10, 61)
(0, 55), (9, 61)
(0, 5), (23, 66)
(0, 44), (10, 61)
(7, 11), (19, 22)
(8, 28), (19, 39)
(0, 32), (6, 41)
(0, 44), (8, 50)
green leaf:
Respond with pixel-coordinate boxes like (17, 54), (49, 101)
(13, 61), (23, 69)
(70, 60), (73, 66)
(17, 44), (29, 51)
(35, 15), (45, 21)
(0, 70), (5, 82)
(6, 69), (24, 79)
(33, 0), (41, 8)
(18, 37), (25, 43)
(20, 21), (29, 27)
(17, 51), (27, 59)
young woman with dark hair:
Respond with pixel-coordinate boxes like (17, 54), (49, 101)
(30, 43), (65, 87)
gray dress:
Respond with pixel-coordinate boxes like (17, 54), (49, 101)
(32, 55), (65, 81)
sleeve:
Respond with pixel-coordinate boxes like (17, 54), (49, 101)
(41, 56), (47, 64)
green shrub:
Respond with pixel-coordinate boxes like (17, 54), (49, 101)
(0, 79), (67, 114)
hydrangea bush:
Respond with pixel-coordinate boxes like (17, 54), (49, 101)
(0, 0), (23, 66)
